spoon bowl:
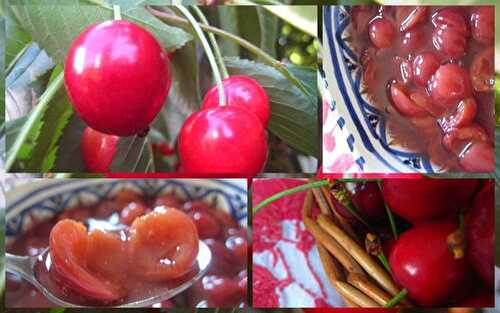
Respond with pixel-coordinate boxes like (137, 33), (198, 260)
(6, 240), (211, 307)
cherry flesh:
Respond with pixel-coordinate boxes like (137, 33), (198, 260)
(81, 127), (118, 173)
(65, 20), (171, 136)
(201, 75), (271, 127)
(389, 219), (470, 306)
(466, 180), (494, 287)
(381, 178), (478, 223)
(178, 106), (268, 176)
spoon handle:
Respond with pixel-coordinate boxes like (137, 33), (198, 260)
(5, 253), (38, 285)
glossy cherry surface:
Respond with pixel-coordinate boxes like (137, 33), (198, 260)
(81, 127), (118, 173)
(389, 220), (470, 306)
(466, 180), (494, 287)
(347, 182), (385, 221)
(381, 178), (478, 223)
(178, 106), (268, 176)
(65, 20), (171, 136)
(304, 309), (399, 313)
(201, 75), (271, 127)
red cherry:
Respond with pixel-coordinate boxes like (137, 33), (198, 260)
(428, 63), (472, 108)
(400, 27), (427, 54)
(466, 181), (494, 287)
(470, 6), (494, 44)
(381, 178), (478, 223)
(304, 309), (398, 313)
(432, 26), (467, 59)
(225, 235), (248, 267)
(368, 17), (396, 49)
(49, 220), (125, 301)
(347, 182), (385, 221)
(442, 124), (489, 155)
(389, 220), (470, 306)
(189, 210), (222, 239)
(438, 98), (477, 132)
(412, 52), (440, 87)
(399, 6), (428, 32)
(178, 106), (268, 176)
(65, 20), (171, 136)
(431, 8), (470, 36)
(204, 239), (240, 276)
(459, 141), (494, 173)
(197, 275), (242, 306)
(388, 82), (428, 117)
(201, 76), (271, 127)
(81, 127), (118, 173)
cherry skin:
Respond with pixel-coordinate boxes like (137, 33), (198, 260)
(428, 63), (472, 109)
(347, 182), (386, 221)
(81, 127), (118, 173)
(65, 20), (171, 136)
(466, 180), (494, 287)
(470, 6), (494, 44)
(201, 75), (271, 127)
(178, 106), (268, 176)
(381, 178), (478, 223)
(389, 219), (470, 306)
(368, 17), (396, 49)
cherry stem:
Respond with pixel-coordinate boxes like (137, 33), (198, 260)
(384, 288), (408, 308)
(377, 181), (398, 240)
(191, 6), (229, 80)
(146, 6), (310, 97)
(113, 5), (121, 20)
(253, 180), (329, 214)
(175, 5), (225, 106)
(378, 252), (392, 274)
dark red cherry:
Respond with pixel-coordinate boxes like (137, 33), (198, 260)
(432, 26), (467, 59)
(65, 20), (171, 136)
(178, 106), (268, 176)
(347, 182), (385, 221)
(81, 127), (118, 173)
(428, 63), (472, 108)
(431, 8), (470, 36)
(470, 6), (494, 44)
(412, 52), (440, 87)
(368, 17), (396, 49)
(381, 178), (479, 223)
(466, 181), (494, 287)
(459, 141), (494, 173)
(389, 220), (470, 306)
(201, 75), (271, 127)
(454, 287), (494, 307)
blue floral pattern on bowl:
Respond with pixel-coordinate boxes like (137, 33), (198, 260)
(6, 179), (247, 244)
(322, 5), (437, 173)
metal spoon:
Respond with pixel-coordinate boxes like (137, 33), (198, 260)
(6, 240), (211, 307)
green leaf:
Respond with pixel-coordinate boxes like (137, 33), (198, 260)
(5, 5), (31, 68)
(15, 66), (73, 172)
(257, 6), (278, 58)
(10, 1), (192, 64)
(109, 135), (154, 172)
(225, 57), (318, 157)
(216, 6), (239, 57)
(53, 114), (87, 172)
(236, 6), (260, 60)
(153, 41), (200, 146)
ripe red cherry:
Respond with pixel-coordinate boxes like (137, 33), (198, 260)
(304, 309), (398, 313)
(65, 20), (171, 136)
(470, 6), (494, 44)
(368, 17), (396, 49)
(178, 106), (268, 176)
(347, 182), (385, 221)
(389, 220), (470, 306)
(431, 8), (470, 36)
(432, 26), (467, 59)
(428, 63), (472, 108)
(381, 178), (478, 223)
(466, 181), (494, 287)
(201, 76), (271, 127)
(81, 127), (118, 173)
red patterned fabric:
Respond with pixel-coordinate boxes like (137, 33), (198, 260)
(252, 179), (344, 307)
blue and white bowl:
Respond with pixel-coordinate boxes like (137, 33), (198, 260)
(322, 5), (438, 174)
(5, 178), (248, 245)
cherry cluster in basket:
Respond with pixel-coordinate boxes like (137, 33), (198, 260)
(336, 179), (494, 307)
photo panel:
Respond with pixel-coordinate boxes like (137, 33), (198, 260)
(3, 3), (319, 175)
(3, 177), (248, 308)
(321, 5), (494, 174)
(252, 176), (495, 308)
